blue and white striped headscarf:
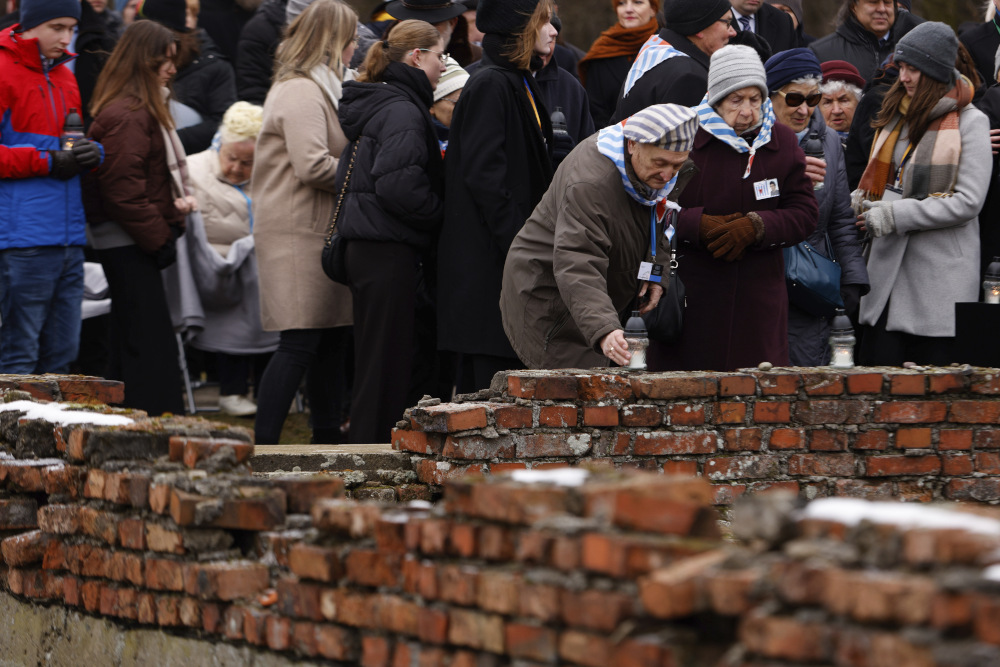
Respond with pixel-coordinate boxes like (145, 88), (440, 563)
(621, 34), (687, 99)
(694, 93), (776, 179)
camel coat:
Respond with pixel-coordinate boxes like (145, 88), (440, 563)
(252, 76), (353, 331)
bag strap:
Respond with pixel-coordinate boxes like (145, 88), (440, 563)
(324, 142), (359, 249)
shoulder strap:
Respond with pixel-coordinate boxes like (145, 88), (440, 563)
(324, 142), (359, 249)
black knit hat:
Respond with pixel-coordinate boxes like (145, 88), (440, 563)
(663, 0), (731, 36)
(137, 0), (188, 32)
(385, 0), (466, 24)
(476, 0), (540, 36)
(19, 0), (81, 30)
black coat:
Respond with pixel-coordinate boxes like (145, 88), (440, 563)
(731, 3), (799, 55)
(535, 56), (595, 145)
(197, 0), (253, 64)
(235, 0), (286, 105)
(844, 66), (896, 190)
(583, 55), (628, 129)
(173, 31), (238, 155)
(336, 62), (444, 251)
(74, 2), (118, 127)
(810, 10), (923, 84)
(975, 84), (1000, 279)
(612, 27), (709, 123)
(437, 39), (554, 357)
(960, 18), (1000, 90)
(554, 42), (584, 81)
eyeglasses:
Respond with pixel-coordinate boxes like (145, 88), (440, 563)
(417, 48), (449, 64)
(775, 89), (822, 107)
(438, 96), (460, 105)
(716, 16), (734, 26)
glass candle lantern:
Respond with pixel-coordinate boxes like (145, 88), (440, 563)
(984, 257), (1000, 304)
(828, 308), (856, 369)
(623, 311), (649, 370)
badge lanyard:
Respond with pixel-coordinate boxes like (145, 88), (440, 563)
(522, 76), (541, 129)
(892, 142), (914, 189)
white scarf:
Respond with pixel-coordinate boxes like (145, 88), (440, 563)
(307, 64), (355, 110)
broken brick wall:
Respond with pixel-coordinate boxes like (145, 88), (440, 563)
(395, 368), (1000, 507)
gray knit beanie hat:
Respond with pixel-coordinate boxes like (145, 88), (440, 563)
(707, 45), (768, 107)
(894, 21), (959, 84)
(286, 0), (317, 25)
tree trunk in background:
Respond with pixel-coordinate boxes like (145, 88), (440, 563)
(354, 0), (983, 62)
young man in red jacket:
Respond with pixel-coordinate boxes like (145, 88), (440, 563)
(0, 0), (103, 373)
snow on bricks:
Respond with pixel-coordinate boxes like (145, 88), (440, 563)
(394, 368), (1000, 506)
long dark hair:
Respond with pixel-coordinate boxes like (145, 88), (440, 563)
(90, 20), (176, 128)
(872, 72), (951, 147)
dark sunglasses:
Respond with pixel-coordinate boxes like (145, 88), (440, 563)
(775, 89), (822, 108)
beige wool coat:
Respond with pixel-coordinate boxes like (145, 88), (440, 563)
(252, 76), (353, 331)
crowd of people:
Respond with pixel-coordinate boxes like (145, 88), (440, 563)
(1, 0), (999, 445)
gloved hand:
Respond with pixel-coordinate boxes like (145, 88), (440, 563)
(155, 229), (180, 269)
(706, 213), (764, 261)
(840, 284), (864, 317)
(49, 150), (81, 180)
(71, 138), (102, 170)
(551, 132), (575, 169)
(698, 212), (743, 245)
(862, 200), (895, 238)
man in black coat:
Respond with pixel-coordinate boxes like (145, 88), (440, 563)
(612, 0), (735, 122)
(729, 0), (798, 54)
(960, 10), (1000, 91)
(810, 0), (923, 84)
(234, 0), (285, 104)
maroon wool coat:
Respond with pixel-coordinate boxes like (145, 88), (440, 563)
(649, 122), (818, 372)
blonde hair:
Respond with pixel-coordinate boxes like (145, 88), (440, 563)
(504, 0), (553, 71)
(219, 101), (264, 144)
(358, 19), (440, 83)
(274, 0), (358, 83)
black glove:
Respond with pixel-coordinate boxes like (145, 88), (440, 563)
(155, 238), (177, 269)
(71, 138), (101, 170)
(551, 131), (575, 168)
(49, 150), (81, 180)
(840, 284), (863, 318)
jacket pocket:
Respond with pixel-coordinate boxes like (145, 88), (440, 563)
(543, 310), (571, 352)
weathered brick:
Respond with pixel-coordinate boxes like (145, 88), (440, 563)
(723, 428), (763, 452)
(895, 428), (932, 449)
(940, 429), (973, 450)
(277, 577), (324, 621)
(559, 631), (612, 667)
(769, 428), (806, 450)
(634, 431), (716, 455)
(788, 453), (856, 477)
(145, 558), (185, 592)
(516, 433), (590, 458)
(950, 401), (1000, 424)
(561, 589), (634, 632)
(865, 455), (941, 477)
(184, 561), (270, 601)
(758, 373), (801, 396)
(946, 479), (1000, 502)
(620, 405), (662, 427)
(808, 430), (848, 452)
(315, 623), (358, 661)
(577, 374), (633, 401)
(929, 373), (968, 394)
(443, 435), (516, 459)
(79, 506), (118, 545)
(715, 402), (747, 425)
(344, 550), (401, 588)
(492, 405), (533, 429)
(392, 430), (444, 455)
(667, 403), (705, 426)
(107, 551), (144, 586)
(794, 400), (867, 425)
(942, 453), (974, 476)
(505, 623), (557, 662)
(118, 518), (146, 550)
(0, 497), (38, 530)
(169, 488), (285, 531)
(413, 403), (490, 433)
(41, 464), (86, 498)
(890, 374), (926, 395)
(705, 455), (781, 480)
(583, 476), (716, 537)
(448, 608), (504, 653)
(538, 405), (578, 427)
(582, 406), (618, 427)
(740, 612), (832, 662)
(846, 373), (884, 394)
(271, 475), (345, 514)
(1, 530), (51, 567)
(854, 430), (889, 451)
(754, 402), (791, 423)
(663, 460), (699, 476)
(630, 375), (718, 399)
(874, 401), (947, 423)
(719, 375), (757, 396)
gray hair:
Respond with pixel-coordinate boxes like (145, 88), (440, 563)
(819, 79), (862, 102)
(790, 75), (822, 89)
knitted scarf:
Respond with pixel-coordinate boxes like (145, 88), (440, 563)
(620, 34), (686, 99)
(160, 88), (192, 204)
(694, 94), (776, 179)
(596, 123), (680, 239)
(577, 18), (658, 86)
(853, 76), (972, 212)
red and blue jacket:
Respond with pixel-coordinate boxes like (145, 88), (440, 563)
(0, 26), (95, 250)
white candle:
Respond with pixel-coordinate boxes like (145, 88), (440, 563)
(628, 348), (646, 369)
(989, 288), (1000, 305)
(831, 348), (853, 368)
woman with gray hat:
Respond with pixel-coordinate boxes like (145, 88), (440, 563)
(648, 44), (817, 372)
(854, 22), (991, 366)
(437, 0), (557, 392)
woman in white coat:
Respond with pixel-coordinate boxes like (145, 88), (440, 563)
(854, 22), (991, 366)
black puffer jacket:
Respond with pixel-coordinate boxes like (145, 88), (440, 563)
(335, 62), (445, 251)
(235, 0), (286, 105)
(75, 1), (118, 127)
(173, 31), (238, 155)
(810, 9), (923, 84)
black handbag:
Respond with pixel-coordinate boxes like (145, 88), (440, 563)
(783, 233), (843, 317)
(641, 229), (685, 343)
(321, 143), (358, 284)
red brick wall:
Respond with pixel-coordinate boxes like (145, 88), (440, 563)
(395, 369), (1000, 507)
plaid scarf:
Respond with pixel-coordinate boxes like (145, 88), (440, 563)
(694, 94), (776, 180)
(853, 76), (973, 213)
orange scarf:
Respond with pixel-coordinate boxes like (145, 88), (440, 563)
(578, 18), (658, 86)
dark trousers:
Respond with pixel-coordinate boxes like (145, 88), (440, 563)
(254, 327), (351, 444)
(97, 245), (184, 416)
(217, 352), (271, 396)
(456, 352), (524, 395)
(345, 240), (419, 444)
(857, 302), (957, 366)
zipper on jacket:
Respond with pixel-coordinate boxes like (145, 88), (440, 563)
(543, 311), (570, 352)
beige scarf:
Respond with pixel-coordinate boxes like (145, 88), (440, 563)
(161, 87), (195, 208)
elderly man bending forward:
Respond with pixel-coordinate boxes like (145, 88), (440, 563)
(500, 105), (699, 369)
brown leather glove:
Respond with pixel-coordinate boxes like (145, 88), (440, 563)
(698, 212), (743, 246)
(706, 213), (765, 262)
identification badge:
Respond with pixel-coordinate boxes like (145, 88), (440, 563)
(638, 262), (663, 283)
(754, 178), (780, 200)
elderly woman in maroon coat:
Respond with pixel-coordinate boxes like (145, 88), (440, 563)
(649, 44), (817, 371)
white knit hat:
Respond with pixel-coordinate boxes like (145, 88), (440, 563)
(434, 58), (470, 102)
(707, 45), (769, 108)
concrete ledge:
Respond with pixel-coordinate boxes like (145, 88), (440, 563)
(0, 590), (323, 667)
(251, 444), (408, 474)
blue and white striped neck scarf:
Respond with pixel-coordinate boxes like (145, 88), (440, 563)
(596, 124), (681, 239)
(695, 94), (776, 179)
(621, 34), (687, 99)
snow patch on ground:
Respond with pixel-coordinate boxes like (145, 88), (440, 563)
(510, 468), (590, 487)
(0, 400), (133, 427)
